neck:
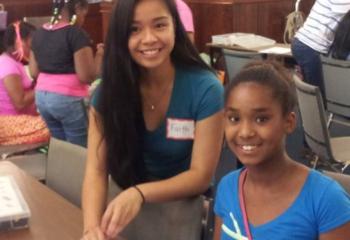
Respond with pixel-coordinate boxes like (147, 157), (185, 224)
(140, 59), (175, 87)
(245, 152), (297, 188)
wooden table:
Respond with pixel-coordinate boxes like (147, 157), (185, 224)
(0, 161), (83, 240)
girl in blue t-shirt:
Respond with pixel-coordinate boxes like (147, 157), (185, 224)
(81, 0), (224, 239)
(214, 61), (350, 240)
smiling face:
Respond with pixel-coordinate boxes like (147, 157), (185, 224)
(224, 82), (296, 167)
(128, 0), (175, 70)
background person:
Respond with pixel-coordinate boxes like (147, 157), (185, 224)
(30, 0), (100, 147)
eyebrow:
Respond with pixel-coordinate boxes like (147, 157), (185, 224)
(225, 107), (271, 113)
(132, 16), (170, 24)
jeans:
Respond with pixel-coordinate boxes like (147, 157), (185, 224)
(35, 91), (88, 147)
(291, 38), (325, 98)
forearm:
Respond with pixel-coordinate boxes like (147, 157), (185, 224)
(138, 168), (213, 203)
(14, 90), (35, 111)
(82, 172), (108, 232)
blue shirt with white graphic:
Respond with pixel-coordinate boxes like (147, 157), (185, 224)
(214, 169), (350, 240)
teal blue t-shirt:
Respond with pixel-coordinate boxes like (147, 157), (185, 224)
(214, 169), (350, 240)
(91, 66), (224, 179)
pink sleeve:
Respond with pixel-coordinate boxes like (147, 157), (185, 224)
(0, 59), (21, 78)
(176, 0), (194, 32)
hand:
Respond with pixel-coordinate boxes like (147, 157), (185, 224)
(81, 226), (107, 240)
(101, 186), (144, 239)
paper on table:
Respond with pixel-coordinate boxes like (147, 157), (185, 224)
(0, 176), (25, 217)
(259, 46), (291, 55)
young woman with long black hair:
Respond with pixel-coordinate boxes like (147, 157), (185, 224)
(81, 0), (224, 239)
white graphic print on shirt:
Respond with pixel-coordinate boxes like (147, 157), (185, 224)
(222, 212), (248, 240)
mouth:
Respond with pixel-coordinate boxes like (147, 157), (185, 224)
(236, 144), (260, 153)
(139, 48), (161, 57)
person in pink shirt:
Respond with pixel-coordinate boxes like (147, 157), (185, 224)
(176, 0), (195, 43)
(0, 21), (36, 116)
(0, 21), (50, 146)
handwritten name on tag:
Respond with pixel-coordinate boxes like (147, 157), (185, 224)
(166, 118), (195, 140)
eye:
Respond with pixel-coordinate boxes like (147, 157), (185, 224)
(256, 116), (269, 123)
(227, 115), (239, 123)
(130, 25), (140, 34)
(155, 22), (168, 29)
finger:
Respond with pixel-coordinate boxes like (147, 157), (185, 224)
(101, 205), (113, 232)
(105, 210), (123, 238)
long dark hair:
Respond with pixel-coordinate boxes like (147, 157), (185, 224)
(332, 10), (350, 60)
(50, 0), (88, 24)
(98, 0), (211, 189)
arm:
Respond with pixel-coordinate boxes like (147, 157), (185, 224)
(81, 107), (109, 239)
(29, 50), (39, 80)
(3, 74), (35, 111)
(320, 222), (350, 240)
(101, 110), (224, 238)
(74, 46), (96, 84)
(95, 43), (104, 77)
(213, 216), (223, 240)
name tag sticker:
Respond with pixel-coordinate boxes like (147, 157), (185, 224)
(166, 118), (195, 140)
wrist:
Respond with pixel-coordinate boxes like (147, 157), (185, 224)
(133, 185), (145, 204)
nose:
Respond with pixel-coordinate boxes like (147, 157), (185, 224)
(238, 120), (255, 139)
(141, 28), (157, 44)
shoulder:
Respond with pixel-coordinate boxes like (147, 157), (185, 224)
(176, 66), (222, 89)
(217, 169), (241, 192)
(0, 54), (20, 76)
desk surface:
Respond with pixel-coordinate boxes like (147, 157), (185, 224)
(0, 161), (83, 240)
(207, 42), (292, 57)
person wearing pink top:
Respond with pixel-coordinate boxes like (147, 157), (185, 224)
(0, 22), (36, 116)
(29, 0), (102, 147)
(176, 0), (195, 43)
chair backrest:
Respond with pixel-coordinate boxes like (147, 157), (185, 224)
(108, 180), (203, 240)
(222, 49), (263, 83)
(46, 137), (87, 207)
(323, 170), (350, 194)
(23, 16), (51, 28)
(321, 55), (350, 118)
(293, 75), (334, 161)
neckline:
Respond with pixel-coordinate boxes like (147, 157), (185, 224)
(43, 22), (70, 31)
(144, 68), (178, 133)
(238, 168), (313, 230)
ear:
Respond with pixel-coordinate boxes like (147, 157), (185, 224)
(284, 111), (296, 134)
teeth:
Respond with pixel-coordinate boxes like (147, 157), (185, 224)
(241, 145), (256, 151)
(142, 49), (159, 55)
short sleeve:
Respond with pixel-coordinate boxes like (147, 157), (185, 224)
(214, 177), (227, 218)
(0, 61), (20, 78)
(317, 180), (350, 233)
(193, 73), (224, 121)
(90, 84), (101, 111)
(68, 27), (91, 53)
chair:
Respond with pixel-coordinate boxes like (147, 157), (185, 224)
(294, 75), (350, 172)
(108, 180), (204, 240)
(222, 49), (263, 83)
(46, 137), (87, 207)
(23, 16), (51, 28)
(0, 142), (48, 181)
(320, 55), (350, 127)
